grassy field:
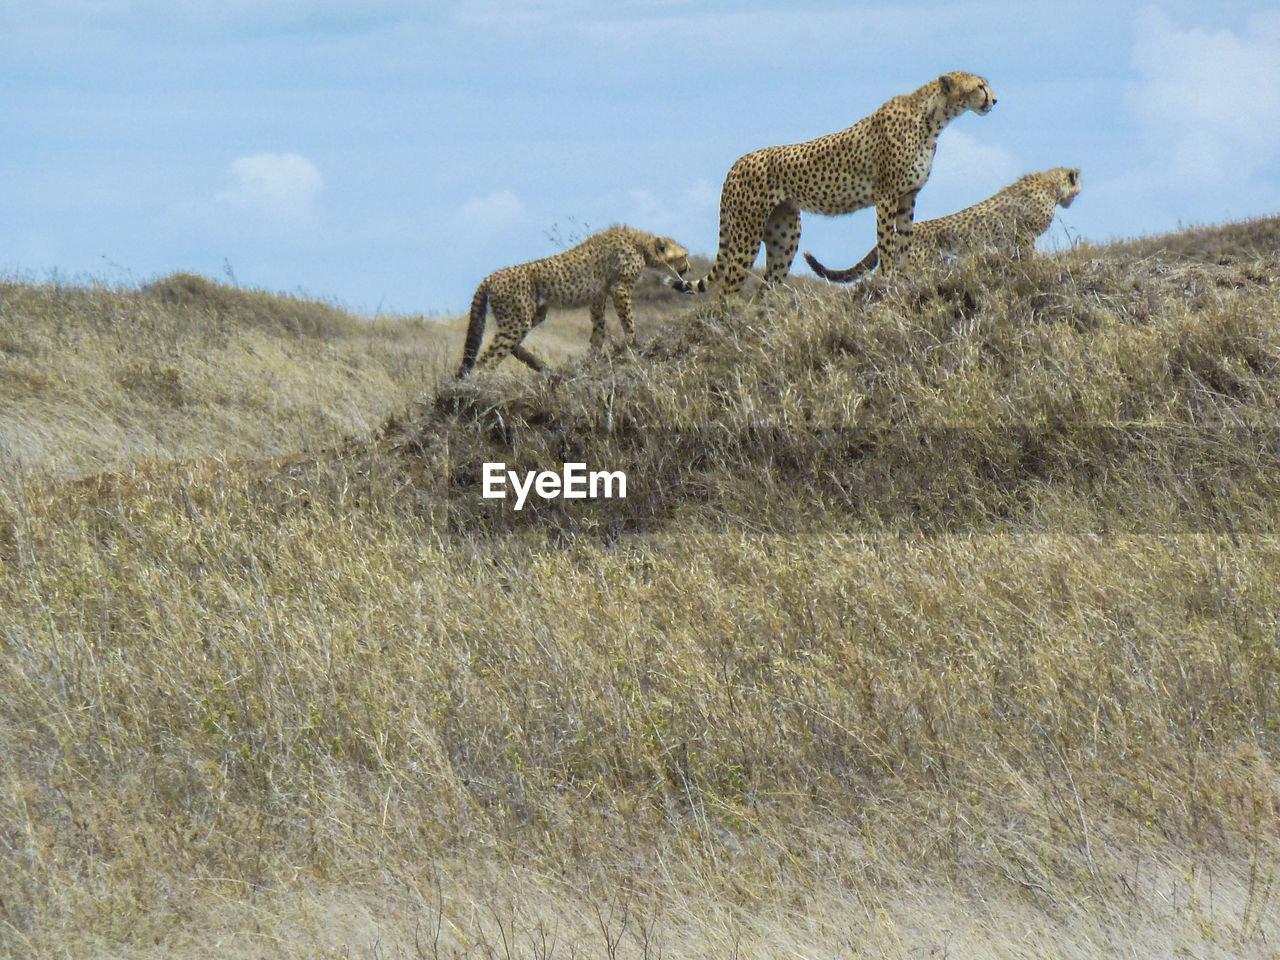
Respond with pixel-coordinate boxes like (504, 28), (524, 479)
(1, 226), (1278, 958)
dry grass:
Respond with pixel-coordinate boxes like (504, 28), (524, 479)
(408, 234), (1280, 537)
(2, 230), (1279, 958)
(0, 272), (444, 478)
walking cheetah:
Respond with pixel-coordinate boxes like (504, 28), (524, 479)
(669, 71), (996, 303)
(803, 167), (1081, 281)
(458, 226), (690, 377)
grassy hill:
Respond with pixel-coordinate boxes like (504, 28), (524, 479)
(1, 225), (1278, 958)
(0, 268), (658, 480)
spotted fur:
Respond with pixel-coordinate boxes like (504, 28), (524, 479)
(458, 226), (690, 376)
(669, 71), (996, 303)
(803, 167), (1081, 282)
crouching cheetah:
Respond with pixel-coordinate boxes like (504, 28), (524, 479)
(669, 71), (996, 303)
(803, 167), (1081, 281)
(458, 226), (690, 377)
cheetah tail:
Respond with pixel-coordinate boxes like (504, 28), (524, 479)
(665, 273), (709, 295)
(803, 246), (879, 284)
(457, 281), (489, 377)
(665, 249), (727, 295)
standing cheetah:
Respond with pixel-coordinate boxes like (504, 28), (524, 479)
(803, 167), (1082, 281)
(458, 226), (690, 377)
(670, 71), (996, 302)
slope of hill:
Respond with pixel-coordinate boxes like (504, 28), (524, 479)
(1, 224), (1278, 958)
(0, 268), (703, 481)
(395, 222), (1280, 536)
(0, 272), (448, 478)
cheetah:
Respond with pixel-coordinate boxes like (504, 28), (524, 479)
(669, 71), (996, 303)
(803, 167), (1081, 282)
(458, 226), (690, 377)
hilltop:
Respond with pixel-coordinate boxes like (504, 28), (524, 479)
(1, 220), (1279, 959)
(387, 216), (1280, 537)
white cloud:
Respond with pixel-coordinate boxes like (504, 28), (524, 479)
(1127, 7), (1280, 187)
(620, 188), (672, 229)
(918, 128), (1022, 218)
(454, 189), (528, 245)
(681, 177), (721, 214)
(161, 152), (327, 251)
(580, 188), (676, 233)
(216, 152), (324, 221)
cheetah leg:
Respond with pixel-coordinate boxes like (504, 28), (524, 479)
(609, 283), (635, 340)
(473, 299), (532, 370)
(509, 344), (547, 371)
(477, 335), (546, 372)
(717, 205), (769, 304)
(515, 303), (550, 369)
(762, 202), (802, 285)
(892, 189), (920, 269)
(874, 198), (898, 276)
(588, 297), (608, 352)
(506, 303), (549, 369)
(718, 238), (756, 302)
(473, 338), (512, 369)
(719, 262), (750, 303)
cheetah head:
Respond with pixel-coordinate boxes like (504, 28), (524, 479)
(1054, 167), (1082, 208)
(648, 235), (691, 277)
(937, 71), (997, 116)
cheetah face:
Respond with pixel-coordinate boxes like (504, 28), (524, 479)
(1043, 167), (1083, 209)
(1057, 167), (1082, 208)
(651, 236), (691, 277)
(938, 71), (997, 116)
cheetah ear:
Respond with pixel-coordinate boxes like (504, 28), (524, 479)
(938, 74), (954, 95)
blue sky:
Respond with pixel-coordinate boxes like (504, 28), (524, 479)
(2, 1), (1278, 316)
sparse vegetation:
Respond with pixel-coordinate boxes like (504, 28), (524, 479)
(2, 227), (1279, 958)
